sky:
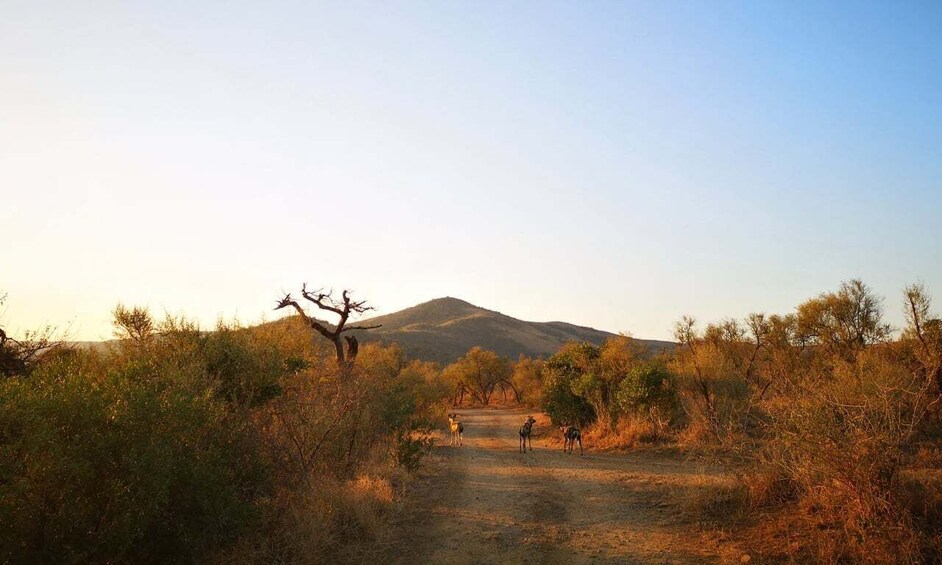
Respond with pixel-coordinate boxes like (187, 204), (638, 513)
(2, 1), (941, 342)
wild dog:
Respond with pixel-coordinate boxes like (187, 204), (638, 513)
(560, 425), (583, 455)
(519, 415), (536, 453)
(448, 413), (464, 446)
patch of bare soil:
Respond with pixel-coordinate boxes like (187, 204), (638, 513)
(366, 408), (747, 564)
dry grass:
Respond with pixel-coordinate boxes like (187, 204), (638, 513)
(216, 445), (408, 565)
(669, 472), (748, 525)
(218, 477), (399, 564)
(335, 474), (397, 536)
(670, 469), (927, 564)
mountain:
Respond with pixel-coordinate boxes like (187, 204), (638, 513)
(64, 297), (674, 364)
(340, 297), (674, 364)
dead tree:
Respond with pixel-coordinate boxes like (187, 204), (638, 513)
(0, 326), (62, 377)
(275, 284), (380, 369)
(0, 328), (27, 376)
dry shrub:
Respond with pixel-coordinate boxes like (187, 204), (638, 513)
(672, 282), (942, 562)
(222, 479), (393, 565)
(214, 342), (441, 564)
(913, 446), (942, 469)
(751, 349), (938, 563)
(584, 415), (666, 450)
(3, 303), (449, 563)
(677, 418), (716, 447)
(741, 464), (798, 509)
(797, 500), (921, 565)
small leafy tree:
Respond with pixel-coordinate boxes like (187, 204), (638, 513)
(112, 303), (156, 345)
(670, 316), (755, 440)
(511, 355), (543, 405)
(442, 347), (513, 405)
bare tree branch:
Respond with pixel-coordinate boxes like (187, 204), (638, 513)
(301, 284), (345, 316)
(275, 295), (309, 321)
(339, 324), (382, 333)
(274, 285), (380, 370)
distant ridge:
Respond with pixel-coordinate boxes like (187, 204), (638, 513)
(66, 297), (674, 364)
(337, 297), (674, 364)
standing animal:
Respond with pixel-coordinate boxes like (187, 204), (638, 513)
(448, 413), (464, 446)
(519, 415), (537, 453)
(560, 425), (583, 455)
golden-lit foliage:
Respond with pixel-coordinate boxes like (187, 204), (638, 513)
(442, 347), (514, 405)
(532, 280), (942, 562)
(511, 355), (543, 406)
(5, 278), (942, 563)
(670, 280), (942, 563)
(111, 303), (156, 344)
(0, 304), (452, 564)
(539, 336), (675, 440)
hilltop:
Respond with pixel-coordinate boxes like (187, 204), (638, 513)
(65, 297), (673, 363)
(333, 297), (672, 364)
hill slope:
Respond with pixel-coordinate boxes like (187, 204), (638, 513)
(340, 297), (673, 364)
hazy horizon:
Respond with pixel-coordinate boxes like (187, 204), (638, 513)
(3, 1), (941, 341)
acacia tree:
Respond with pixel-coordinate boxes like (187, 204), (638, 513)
(796, 279), (891, 362)
(112, 304), (156, 347)
(275, 284), (380, 369)
(443, 347), (513, 405)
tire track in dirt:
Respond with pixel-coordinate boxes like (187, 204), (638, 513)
(369, 408), (743, 564)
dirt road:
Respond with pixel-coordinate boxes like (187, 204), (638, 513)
(370, 408), (745, 565)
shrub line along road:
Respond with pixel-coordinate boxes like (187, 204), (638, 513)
(369, 407), (744, 565)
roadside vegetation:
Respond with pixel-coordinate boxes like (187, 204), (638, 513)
(3, 279), (940, 563)
(532, 280), (942, 564)
(0, 297), (451, 563)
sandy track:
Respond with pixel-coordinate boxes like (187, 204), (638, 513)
(368, 408), (743, 564)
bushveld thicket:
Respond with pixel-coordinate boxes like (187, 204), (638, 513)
(0, 306), (451, 563)
(540, 337), (679, 448)
(4, 278), (941, 563)
(535, 280), (942, 563)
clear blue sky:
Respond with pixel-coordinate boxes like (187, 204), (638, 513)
(2, 1), (941, 341)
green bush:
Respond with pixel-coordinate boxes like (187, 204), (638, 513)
(540, 343), (597, 426)
(202, 326), (283, 407)
(0, 305), (459, 563)
(0, 352), (268, 563)
(394, 432), (434, 473)
(614, 364), (678, 421)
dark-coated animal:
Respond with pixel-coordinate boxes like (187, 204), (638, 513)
(519, 415), (536, 453)
(560, 425), (583, 455)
